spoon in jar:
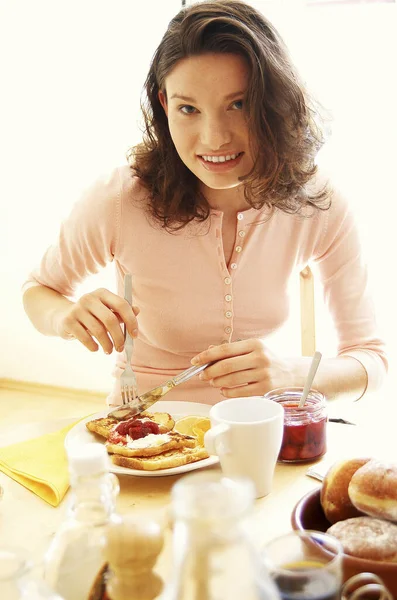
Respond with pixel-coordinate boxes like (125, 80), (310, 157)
(298, 351), (322, 409)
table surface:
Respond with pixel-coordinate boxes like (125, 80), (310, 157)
(0, 382), (394, 586)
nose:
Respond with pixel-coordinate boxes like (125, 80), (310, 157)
(199, 114), (232, 150)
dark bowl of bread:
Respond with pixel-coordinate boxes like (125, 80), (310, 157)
(291, 458), (397, 598)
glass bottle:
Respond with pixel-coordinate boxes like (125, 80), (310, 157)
(43, 443), (120, 600)
(0, 546), (63, 600)
(264, 387), (327, 463)
(159, 471), (281, 600)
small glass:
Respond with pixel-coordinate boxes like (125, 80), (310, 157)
(264, 388), (327, 463)
(262, 531), (393, 600)
(262, 530), (342, 600)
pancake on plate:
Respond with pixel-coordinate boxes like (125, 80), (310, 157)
(85, 410), (210, 471)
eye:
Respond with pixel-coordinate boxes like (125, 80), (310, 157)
(179, 105), (197, 115)
(231, 99), (244, 110)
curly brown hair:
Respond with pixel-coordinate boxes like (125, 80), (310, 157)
(129, 0), (330, 230)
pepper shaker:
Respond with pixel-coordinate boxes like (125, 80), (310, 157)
(103, 515), (164, 600)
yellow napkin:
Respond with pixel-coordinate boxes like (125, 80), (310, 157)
(0, 418), (90, 507)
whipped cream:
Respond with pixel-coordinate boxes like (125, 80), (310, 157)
(125, 433), (171, 449)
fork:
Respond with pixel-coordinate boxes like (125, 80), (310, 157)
(108, 361), (213, 421)
(120, 273), (138, 405)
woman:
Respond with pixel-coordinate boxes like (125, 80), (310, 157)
(22, 0), (386, 405)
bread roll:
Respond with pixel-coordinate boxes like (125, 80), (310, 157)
(320, 457), (370, 524)
(327, 517), (397, 562)
(348, 459), (397, 522)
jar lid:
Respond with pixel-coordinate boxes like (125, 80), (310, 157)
(171, 472), (255, 521)
(67, 443), (110, 477)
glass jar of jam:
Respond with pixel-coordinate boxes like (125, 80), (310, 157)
(264, 387), (327, 463)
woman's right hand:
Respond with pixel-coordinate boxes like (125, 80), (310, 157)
(54, 288), (140, 354)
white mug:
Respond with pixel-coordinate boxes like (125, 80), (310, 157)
(204, 397), (284, 499)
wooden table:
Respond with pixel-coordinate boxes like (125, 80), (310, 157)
(0, 382), (394, 585)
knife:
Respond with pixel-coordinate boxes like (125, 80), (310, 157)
(108, 362), (212, 421)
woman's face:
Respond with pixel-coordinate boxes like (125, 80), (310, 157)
(159, 53), (255, 192)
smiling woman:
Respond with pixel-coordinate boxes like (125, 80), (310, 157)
(22, 0), (386, 407)
(133, 0), (328, 229)
(157, 53), (253, 208)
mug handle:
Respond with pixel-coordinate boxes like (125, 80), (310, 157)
(341, 573), (393, 600)
(204, 423), (231, 456)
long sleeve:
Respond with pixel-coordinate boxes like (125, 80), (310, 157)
(312, 184), (387, 393)
(24, 168), (122, 297)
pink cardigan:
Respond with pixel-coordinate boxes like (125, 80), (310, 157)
(25, 165), (387, 404)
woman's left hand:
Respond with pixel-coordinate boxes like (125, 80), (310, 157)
(191, 339), (293, 397)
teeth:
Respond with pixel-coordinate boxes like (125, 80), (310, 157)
(201, 153), (239, 163)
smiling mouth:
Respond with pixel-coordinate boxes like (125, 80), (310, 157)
(199, 152), (243, 163)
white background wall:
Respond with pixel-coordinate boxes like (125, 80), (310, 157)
(1, 0), (396, 393)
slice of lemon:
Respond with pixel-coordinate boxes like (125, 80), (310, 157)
(192, 419), (211, 447)
(174, 415), (211, 438)
(194, 418), (211, 434)
(193, 429), (205, 447)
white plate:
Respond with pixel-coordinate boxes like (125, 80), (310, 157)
(64, 400), (219, 477)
